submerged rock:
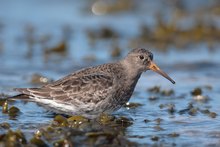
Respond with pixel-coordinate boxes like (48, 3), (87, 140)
(53, 115), (68, 127)
(154, 118), (163, 125)
(159, 103), (176, 114)
(8, 106), (20, 116)
(98, 113), (115, 125)
(0, 122), (10, 129)
(161, 89), (174, 96)
(209, 112), (217, 118)
(115, 116), (133, 127)
(67, 115), (90, 128)
(168, 132), (180, 137)
(45, 42), (67, 55)
(30, 136), (48, 147)
(191, 87), (202, 96)
(178, 103), (194, 115)
(147, 86), (160, 93)
(143, 119), (151, 123)
(151, 136), (159, 141)
(0, 130), (27, 146)
(53, 139), (71, 147)
(124, 102), (143, 109)
(153, 125), (164, 131)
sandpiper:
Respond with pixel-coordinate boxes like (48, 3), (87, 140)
(14, 48), (175, 118)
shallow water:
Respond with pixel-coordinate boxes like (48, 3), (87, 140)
(0, 0), (220, 146)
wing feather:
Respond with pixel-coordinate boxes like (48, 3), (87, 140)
(15, 73), (114, 105)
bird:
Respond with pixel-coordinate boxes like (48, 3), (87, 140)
(13, 48), (175, 118)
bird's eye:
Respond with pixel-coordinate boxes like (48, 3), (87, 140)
(139, 55), (144, 60)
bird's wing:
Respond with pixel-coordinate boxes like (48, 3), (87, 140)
(14, 73), (114, 105)
(42, 66), (95, 88)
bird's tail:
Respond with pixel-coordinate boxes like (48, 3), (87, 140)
(14, 88), (31, 95)
(7, 88), (32, 101)
(8, 93), (30, 100)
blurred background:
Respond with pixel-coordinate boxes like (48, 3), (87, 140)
(0, 0), (220, 146)
(0, 0), (220, 89)
(1, 0), (220, 93)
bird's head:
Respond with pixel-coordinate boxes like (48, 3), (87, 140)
(123, 48), (175, 84)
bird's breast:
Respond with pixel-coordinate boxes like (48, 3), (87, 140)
(113, 75), (140, 105)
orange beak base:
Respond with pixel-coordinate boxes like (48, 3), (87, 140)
(149, 62), (175, 84)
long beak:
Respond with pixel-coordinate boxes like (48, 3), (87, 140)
(149, 61), (175, 84)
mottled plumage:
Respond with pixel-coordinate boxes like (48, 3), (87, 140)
(14, 48), (175, 118)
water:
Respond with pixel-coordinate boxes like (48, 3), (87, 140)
(0, 0), (220, 146)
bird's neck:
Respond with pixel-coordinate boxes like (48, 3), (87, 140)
(119, 60), (142, 82)
(113, 61), (142, 105)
